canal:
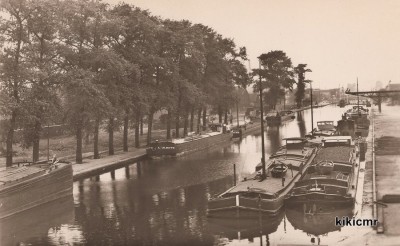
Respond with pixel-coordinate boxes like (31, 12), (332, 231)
(6, 105), (365, 246)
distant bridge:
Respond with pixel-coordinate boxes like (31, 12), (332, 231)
(345, 89), (400, 112)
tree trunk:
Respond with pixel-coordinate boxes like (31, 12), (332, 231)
(166, 108), (171, 139)
(32, 120), (42, 163)
(6, 111), (17, 166)
(190, 107), (194, 132)
(224, 110), (228, 124)
(76, 124), (83, 164)
(140, 116), (144, 135)
(108, 117), (114, 155)
(183, 109), (189, 136)
(135, 110), (140, 148)
(202, 107), (207, 129)
(175, 110), (180, 139)
(197, 108), (202, 133)
(218, 105), (222, 123)
(175, 93), (182, 138)
(123, 113), (129, 152)
(94, 118), (100, 159)
(147, 109), (154, 145)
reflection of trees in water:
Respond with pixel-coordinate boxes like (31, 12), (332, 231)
(72, 175), (233, 245)
(297, 111), (307, 137)
(266, 125), (281, 154)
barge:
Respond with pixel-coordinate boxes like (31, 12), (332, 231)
(286, 136), (359, 207)
(207, 138), (318, 218)
(265, 110), (295, 125)
(0, 160), (73, 219)
(345, 105), (370, 129)
(232, 121), (262, 139)
(146, 131), (232, 158)
(310, 121), (336, 137)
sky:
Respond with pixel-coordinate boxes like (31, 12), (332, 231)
(106, 0), (400, 90)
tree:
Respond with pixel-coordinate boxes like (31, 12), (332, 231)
(58, 0), (112, 163)
(21, 0), (61, 162)
(255, 50), (296, 110)
(294, 64), (312, 108)
(0, 0), (31, 166)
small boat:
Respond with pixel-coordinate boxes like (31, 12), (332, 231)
(265, 110), (295, 125)
(0, 157), (73, 219)
(285, 136), (359, 207)
(207, 138), (318, 218)
(270, 163), (288, 178)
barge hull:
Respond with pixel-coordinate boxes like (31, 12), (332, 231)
(147, 132), (232, 158)
(0, 164), (73, 219)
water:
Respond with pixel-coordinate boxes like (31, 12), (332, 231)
(2, 105), (367, 246)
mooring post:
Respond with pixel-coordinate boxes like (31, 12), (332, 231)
(233, 163), (236, 186)
(110, 170), (115, 180)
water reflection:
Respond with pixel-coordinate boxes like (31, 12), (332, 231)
(208, 210), (284, 244)
(286, 204), (354, 245)
(0, 195), (74, 246)
(297, 111), (307, 137)
(13, 105), (367, 245)
(266, 125), (282, 154)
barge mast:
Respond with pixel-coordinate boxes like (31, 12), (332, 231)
(258, 56), (266, 179)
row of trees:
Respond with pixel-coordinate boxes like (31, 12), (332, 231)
(0, 0), (313, 166)
(0, 0), (251, 166)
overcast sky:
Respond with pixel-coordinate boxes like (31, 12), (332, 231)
(107, 0), (400, 90)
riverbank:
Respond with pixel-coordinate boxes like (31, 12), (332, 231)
(341, 104), (400, 245)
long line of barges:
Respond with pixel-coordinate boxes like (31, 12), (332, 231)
(207, 104), (371, 218)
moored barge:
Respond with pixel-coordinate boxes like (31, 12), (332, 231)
(207, 138), (318, 218)
(0, 161), (73, 219)
(285, 136), (359, 207)
(232, 120), (262, 139)
(147, 131), (232, 158)
(265, 110), (295, 125)
(345, 105), (370, 129)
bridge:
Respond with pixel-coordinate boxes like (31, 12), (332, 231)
(345, 89), (400, 112)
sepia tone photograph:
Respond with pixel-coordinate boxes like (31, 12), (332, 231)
(1, 0), (400, 245)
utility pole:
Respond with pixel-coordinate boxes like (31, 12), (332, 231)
(310, 81), (314, 135)
(258, 57), (266, 179)
(357, 78), (360, 114)
(236, 100), (239, 127)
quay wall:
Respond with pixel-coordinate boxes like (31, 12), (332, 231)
(73, 149), (147, 181)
